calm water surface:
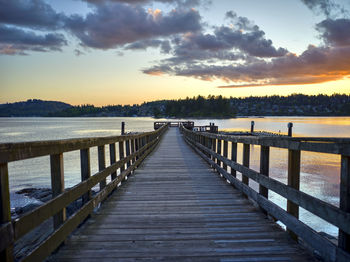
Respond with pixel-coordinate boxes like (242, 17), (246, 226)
(1, 116), (349, 237)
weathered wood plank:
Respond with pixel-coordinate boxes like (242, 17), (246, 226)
(181, 128), (350, 156)
(0, 127), (167, 164)
(184, 135), (349, 262)
(50, 128), (317, 262)
(12, 133), (162, 241)
(189, 137), (350, 236)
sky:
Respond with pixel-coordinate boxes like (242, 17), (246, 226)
(1, 0), (350, 106)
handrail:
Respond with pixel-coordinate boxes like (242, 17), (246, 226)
(180, 125), (350, 262)
(0, 124), (168, 262)
(199, 132), (350, 155)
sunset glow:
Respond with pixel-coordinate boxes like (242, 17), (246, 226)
(1, 0), (350, 106)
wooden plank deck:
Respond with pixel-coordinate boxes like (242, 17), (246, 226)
(49, 128), (316, 262)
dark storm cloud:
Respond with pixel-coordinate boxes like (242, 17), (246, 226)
(124, 39), (171, 53)
(65, 3), (202, 49)
(83, 0), (205, 7)
(145, 43), (350, 86)
(143, 15), (288, 75)
(300, 0), (346, 17)
(0, 25), (67, 55)
(213, 26), (288, 57)
(317, 18), (350, 46)
(0, 0), (65, 29)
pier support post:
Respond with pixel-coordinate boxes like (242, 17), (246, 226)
(250, 121), (255, 133)
(109, 144), (117, 180)
(121, 122), (125, 135)
(216, 139), (222, 167)
(223, 140), (228, 171)
(287, 149), (300, 241)
(259, 146), (269, 198)
(50, 153), (66, 230)
(135, 138), (139, 160)
(0, 163), (13, 262)
(259, 146), (270, 214)
(208, 137), (212, 160)
(339, 155), (350, 252)
(212, 138), (217, 167)
(288, 122), (293, 137)
(231, 142), (237, 177)
(98, 146), (106, 190)
(242, 144), (250, 185)
(126, 140), (131, 169)
(80, 149), (92, 205)
(119, 141), (125, 173)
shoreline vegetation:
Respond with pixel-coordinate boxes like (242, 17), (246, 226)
(1, 94), (350, 118)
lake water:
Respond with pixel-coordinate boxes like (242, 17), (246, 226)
(1, 116), (349, 238)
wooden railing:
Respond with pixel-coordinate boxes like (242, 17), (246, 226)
(180, 125), (350, 262)
(0, 124), (168, 262)
(154, 121), (194, 130)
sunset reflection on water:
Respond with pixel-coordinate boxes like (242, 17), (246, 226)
(1, 116), (349, 237)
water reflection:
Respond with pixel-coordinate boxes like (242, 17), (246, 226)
(1, 116), (349, 238)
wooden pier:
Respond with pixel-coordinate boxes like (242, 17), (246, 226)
(1, 123), (350, 261)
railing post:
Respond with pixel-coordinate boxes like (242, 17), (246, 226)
(119, 140), (125, 173)
(287, 149), (300, 241)
(212, 138), (217, 166)
(0, 163), (13, 262)
(131, 139), (135, 164)
(109, 143), (117, 180)
(250, 121), (255, 133)
(80, 149), (91, 205)
(242, 144), (250, 185)
(231, 142), (237, 177)
(223, 140), (228, 171)
(288, 122), (293, 137)
(126, 139), (131, 169)
(208, 137), (212, 160)
(121, 122), (125, 135)
(259, 146), (269, 198)
(259, 146), (270, 214)
(216, 139), (222, 167)
(135, 138), (139, 160)
(50, 153), (66, 230)
(339, 155), (350, 252)
(98, 145), (106, 190)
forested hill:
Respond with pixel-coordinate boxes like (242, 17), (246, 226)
(1, 94), (350, 117)
(0, 99), (72, 117)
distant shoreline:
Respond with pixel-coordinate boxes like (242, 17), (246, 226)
(1, 115), (350, 118)
(1, 94), (350, 117)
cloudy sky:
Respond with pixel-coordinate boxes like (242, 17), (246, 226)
(1, 0), (350, 105)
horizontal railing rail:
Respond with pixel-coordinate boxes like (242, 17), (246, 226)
(180, 125), (350, 262)
(0, 124), (168, 262)
(154, 121), (194, 130)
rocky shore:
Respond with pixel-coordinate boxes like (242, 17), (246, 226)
(12, 187), (96, 261)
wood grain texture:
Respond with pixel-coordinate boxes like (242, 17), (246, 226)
(187, 135), (350, 236)
(184, 133), (350, 262)
(49, 128), (316, 262)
